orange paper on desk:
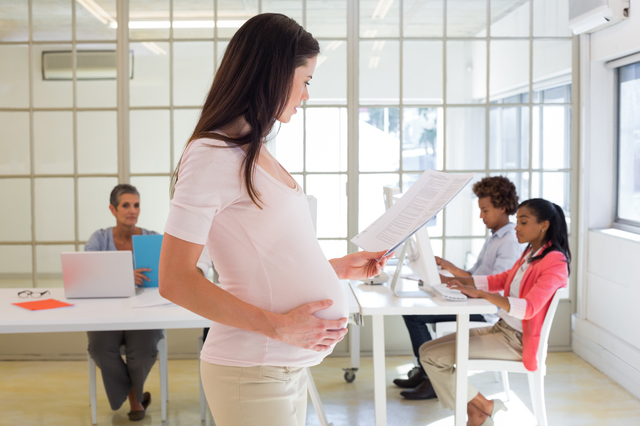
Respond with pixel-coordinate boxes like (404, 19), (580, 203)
(12, 298), (74, 311)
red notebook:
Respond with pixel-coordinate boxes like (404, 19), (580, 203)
(13, 298), (74, 311)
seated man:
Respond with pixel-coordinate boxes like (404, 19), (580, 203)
(395, 176), (524, 400)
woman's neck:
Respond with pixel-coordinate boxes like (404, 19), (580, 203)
(529, 239), (545, 255)
(113, 224), (137, 241)
(220, 117), (251, 139)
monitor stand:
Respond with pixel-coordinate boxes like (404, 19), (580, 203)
(389, 226), (441, 297)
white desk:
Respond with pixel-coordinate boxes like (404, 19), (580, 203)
(0, 288), (211, 334)
(349, 280), (498, 426)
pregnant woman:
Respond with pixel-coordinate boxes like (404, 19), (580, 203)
(158, 13), (389, 426)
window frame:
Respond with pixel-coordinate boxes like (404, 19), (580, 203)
(613, 60), (640, 234)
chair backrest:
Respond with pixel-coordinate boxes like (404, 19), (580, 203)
(382, 185), (400, 211)
(536, 290), (563, 373)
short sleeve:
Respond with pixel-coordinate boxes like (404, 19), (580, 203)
(85, 230), (106, 252)
(164, 139), (244, 245)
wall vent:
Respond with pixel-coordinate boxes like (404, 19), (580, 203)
(42, 50), (133, 80)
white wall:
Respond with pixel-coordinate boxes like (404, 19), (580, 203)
(573, 0), (640, 400)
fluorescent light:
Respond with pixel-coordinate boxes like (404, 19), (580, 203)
(324, 41), (343, 51)
(315, 56), (328, 68)
(368, 56), (380, 68)
(372, 40), (385, 51)
(76, 0), (116, 27)
(142, 42), (167, 55)
(372, 0), (395, 20)
(109, 20), (246, 29)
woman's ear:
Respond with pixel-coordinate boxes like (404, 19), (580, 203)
(541, 219), (550, 233)
(109, 204), (117, 217)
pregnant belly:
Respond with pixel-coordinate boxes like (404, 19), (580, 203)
(307, 279), (349, 322)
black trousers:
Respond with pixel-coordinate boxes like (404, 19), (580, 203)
(402, 315), (487, 358)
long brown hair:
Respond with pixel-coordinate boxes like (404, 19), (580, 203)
(170, 13), (319, 206)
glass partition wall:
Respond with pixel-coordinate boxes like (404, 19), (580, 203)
(0, 0), (577, 290)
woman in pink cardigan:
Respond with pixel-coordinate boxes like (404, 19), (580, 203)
(419, 198), (570, 426)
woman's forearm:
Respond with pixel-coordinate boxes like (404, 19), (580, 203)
(159, 234), (347, 351)
(160, 268), (278, 338)
(449, 276), (476, 287)
(480, 291), (511, 311)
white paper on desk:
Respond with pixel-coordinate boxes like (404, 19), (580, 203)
(351, 170), (474, 254)
(129, 288), (176, 308)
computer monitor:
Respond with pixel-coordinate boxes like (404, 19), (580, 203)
(404, 226), (441, 287)
(383, 185), (441, 289)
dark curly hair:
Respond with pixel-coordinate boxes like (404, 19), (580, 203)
(472, 176), (519, 215)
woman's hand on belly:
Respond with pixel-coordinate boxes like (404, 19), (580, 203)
(267, 299), (348, 352)
(329, 250), (393, 280)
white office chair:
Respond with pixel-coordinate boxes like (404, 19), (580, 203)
(467, 290), (563, 426)
(88, 331), (168, 424)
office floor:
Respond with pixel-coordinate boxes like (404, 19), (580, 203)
(1, 353), (639, 426)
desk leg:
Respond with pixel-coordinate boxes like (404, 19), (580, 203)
(455, 313), (470, 426)
(372, 315), (387, 426)
(350, 323), (360, 370)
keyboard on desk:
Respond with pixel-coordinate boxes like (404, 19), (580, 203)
(427, 283), (468, 301)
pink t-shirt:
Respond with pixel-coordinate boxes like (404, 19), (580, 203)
(165, 137), (348, 368)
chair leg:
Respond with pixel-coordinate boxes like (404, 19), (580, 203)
(528, 371), (548, 426)
(501, 371), (511, 401)
(429, 323), (440, 339)
(306, 368), (333, 426)
(198, 335), (207, 422)
(157, 336), (168, 422)
(88, 353), (97, 425)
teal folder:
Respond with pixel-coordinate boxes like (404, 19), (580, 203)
(132, 234), (163, 288)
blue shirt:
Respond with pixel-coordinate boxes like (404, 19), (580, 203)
(469, 222), (524, 323)
(469, 222), (524, 276)
(85, 227), (158, 252)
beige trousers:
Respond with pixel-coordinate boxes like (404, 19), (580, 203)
(419, 320), (524, 410)
(200, 361), (308, 426)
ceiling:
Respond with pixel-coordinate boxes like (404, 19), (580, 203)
(0, 0), (533, 42)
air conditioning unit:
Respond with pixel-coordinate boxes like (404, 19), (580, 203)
(568, 0), (629, 35)
(42, 50), (133, 80)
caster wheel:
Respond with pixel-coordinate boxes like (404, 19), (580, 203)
(344, 371), (356, 383)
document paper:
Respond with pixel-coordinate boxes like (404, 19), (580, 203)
(351, 170), (474, 255)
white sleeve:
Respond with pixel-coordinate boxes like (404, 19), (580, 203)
(164, 139), (244, 245)
(473, 275), (489, 291)
(507, 297), (528, 320)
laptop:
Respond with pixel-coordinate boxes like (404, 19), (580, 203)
(61, 251), (136, 299)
